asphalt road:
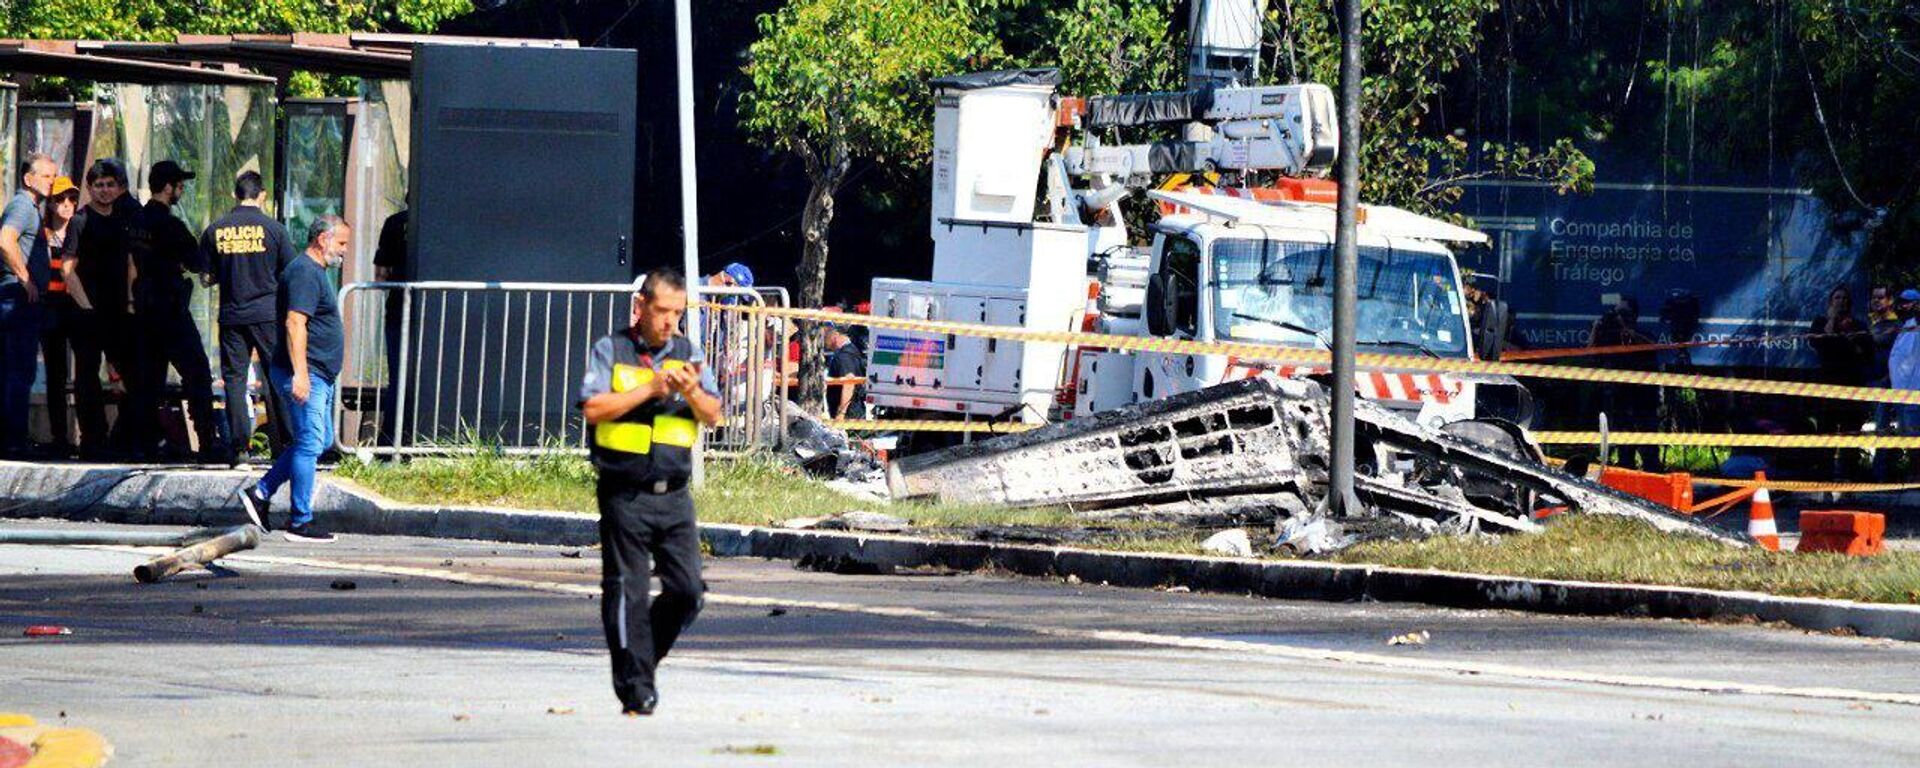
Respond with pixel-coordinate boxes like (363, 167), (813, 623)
(3, 521), (1919, 767)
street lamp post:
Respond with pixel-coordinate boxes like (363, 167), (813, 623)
(1329, 0), (1363, 518)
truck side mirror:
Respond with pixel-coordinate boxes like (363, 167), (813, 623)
(1477, 299), (1510, 360)
(1145, 274), (1172, 336)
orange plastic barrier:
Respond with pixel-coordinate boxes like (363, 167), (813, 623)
(1795, 511), (1886, 557)
(1597, 466), (1695, 511)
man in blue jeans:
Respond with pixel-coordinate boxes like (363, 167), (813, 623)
(238, 216), (350, 542)
(0, 154), (57, 457)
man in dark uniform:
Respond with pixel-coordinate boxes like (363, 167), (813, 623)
(126, 160), (220, 460)
(578, 267), (722, 717)
(373, 208), (408, 445)
(201, 171), (299, 464)
(70, 159), (142, 456)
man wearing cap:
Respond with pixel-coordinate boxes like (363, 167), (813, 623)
(38, 176), (85, 456)
(708, 262), (754, 293)
(0, 154), (57, 457)
(579, 267), (721, 717)
(124, 160), (221, 460)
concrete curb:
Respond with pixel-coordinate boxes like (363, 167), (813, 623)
(4, 461), (1918, 642)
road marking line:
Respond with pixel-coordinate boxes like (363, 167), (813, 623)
(217, 551), (1920, 708)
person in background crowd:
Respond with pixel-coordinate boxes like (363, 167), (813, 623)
(1868, 285), (1903, 382)
(36, 177), (83, 457)
(237, 216), (351, 543)
(127, 161), (221, 461)
(1877, 289), (1920, 480)
(71, 158), (142, 457)
(1809, 285), (1872, 476)
(373, 208), (409, 283)
(202, 171), (298, 465)
(0, 154), (57, 458)
(373, 208), (409, 445)
(1588, 296), (1661, 470)
(1866, 285), (1903, 461)
(701, 262), (756, 370)
(706, 262), (754, 294)
(1810, 285), (1871, 387)
(824, 322), (866, 419)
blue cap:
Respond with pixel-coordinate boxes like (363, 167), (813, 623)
(1901, 288), (1920, 302)
(722, 262), (755, 288)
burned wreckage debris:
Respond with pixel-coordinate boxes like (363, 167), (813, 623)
(886, 378), (1744, 554)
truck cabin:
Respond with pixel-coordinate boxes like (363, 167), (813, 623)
(1146, 222), (1475, 362)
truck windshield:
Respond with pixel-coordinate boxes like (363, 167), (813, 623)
(1211, 237), (1470, 359)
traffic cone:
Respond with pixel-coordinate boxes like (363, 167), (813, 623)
(1748, 471), (1780, 551)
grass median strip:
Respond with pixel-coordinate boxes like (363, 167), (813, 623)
(1341, 516), (1920, 606)
(336, 454), (1918, 605)
(335, 453), (1173, 532)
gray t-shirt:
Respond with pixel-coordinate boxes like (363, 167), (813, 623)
(0, 190), (40, 290)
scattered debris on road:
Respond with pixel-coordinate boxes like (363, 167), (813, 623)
(22, 625), (71, 637)
(794, 553), (891, 576)
(784, 510), (911, 533)
(133, 526), (260, 584)
(713, 744), (781, 756)
(329, 579), (358, 591)
(545, 707), (575, 716)
(1386, 630), (1431, 646)
(1201, 528), (1254, 557)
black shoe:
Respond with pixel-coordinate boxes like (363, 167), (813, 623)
(238, 485), (271, 531)
(622, 693), (658, 717)
(283, 523), (335, 543)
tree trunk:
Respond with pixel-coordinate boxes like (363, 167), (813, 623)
(796, 167), (841, 415)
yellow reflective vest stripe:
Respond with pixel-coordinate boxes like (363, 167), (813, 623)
(594, 362), (701, 455)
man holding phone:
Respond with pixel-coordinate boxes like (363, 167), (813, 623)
(578, 267), (722, 717)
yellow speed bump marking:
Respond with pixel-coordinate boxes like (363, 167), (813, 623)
(0, 715), (113, 768)
(24, 728), (111, 768)
(713, 303), (1920, 407)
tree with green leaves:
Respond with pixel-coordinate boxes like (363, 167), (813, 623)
(740, 0), (993, 413)
(1043, 0), (1181, 96)
(0, 0), (473, 96)
(1269, 0), (1592, 213)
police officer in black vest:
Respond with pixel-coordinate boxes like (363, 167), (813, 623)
(578, 267), (722, 717)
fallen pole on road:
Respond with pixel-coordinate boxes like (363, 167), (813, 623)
(0, 527), (229, 547)
(133, 527), (260, 584)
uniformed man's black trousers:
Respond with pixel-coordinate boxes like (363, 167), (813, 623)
(597, 476), (704, 710)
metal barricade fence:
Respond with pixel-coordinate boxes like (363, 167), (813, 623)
(333, 281), (789, 458)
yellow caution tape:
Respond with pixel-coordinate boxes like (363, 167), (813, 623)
(1688, 477), (1920, 493)
(711, 303), (1920, 406)
(1532, 431), (1920, 449)
(827, 419), (1038, 433)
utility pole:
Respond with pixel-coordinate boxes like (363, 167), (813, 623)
(1329, 0), (1363, 518)
(674, 0), (705, 483)
(675, 0), (702, 342)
